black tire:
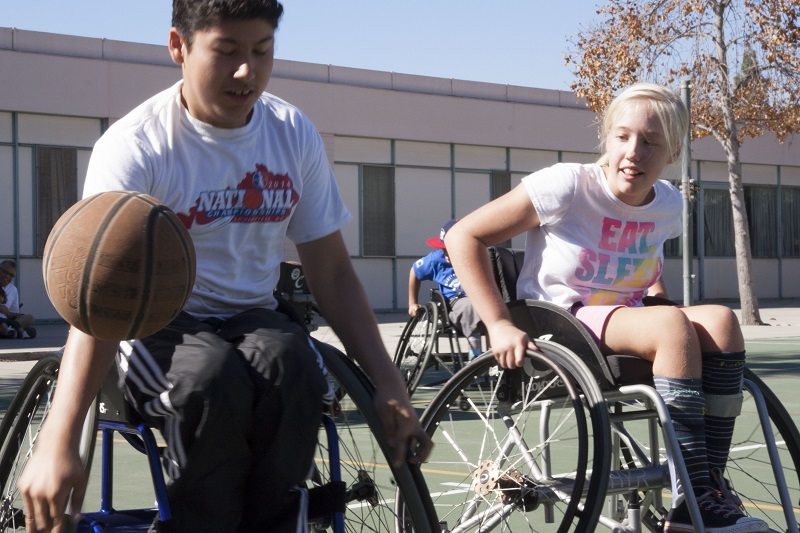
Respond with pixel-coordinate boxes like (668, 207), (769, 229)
(393, 304), (438, 395)
(417, 341), (611, 532)
(0, 356), (97, 532)
(316, 345), (439, 532)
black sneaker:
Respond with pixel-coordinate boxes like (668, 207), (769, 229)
(663, 488), (768, 533)
(710, 467), (743, 511)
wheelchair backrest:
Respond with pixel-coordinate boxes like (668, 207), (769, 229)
(487, 246), (525, 302)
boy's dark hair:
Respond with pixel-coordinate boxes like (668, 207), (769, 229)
(172, 0), (284, 45)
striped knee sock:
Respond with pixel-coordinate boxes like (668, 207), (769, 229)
(654, 375), (710, 496)
(702, 351), (745, 474)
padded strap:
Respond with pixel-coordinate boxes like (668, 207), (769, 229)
(705, 392), (743, 418)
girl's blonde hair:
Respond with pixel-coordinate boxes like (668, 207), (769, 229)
(597, 83), (689, 166)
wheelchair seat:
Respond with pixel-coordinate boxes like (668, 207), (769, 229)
(488, 246), (655, 389)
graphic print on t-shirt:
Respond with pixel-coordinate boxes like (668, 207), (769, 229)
(176, 164), (299, 229)
(574, 216), (663, 305)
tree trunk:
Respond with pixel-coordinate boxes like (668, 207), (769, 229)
(713, 0), (763, 326)
(725, 149), (763, 325)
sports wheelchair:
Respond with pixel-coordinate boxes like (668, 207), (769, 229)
(0, 330), (439, 531)
(394, 288), (478, 396)
(414, 247), (800, 532)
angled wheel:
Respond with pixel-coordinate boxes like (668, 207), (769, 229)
(0, 356), (97, 531)
(315, 344), (439, 532)
(725, 367), (800, 531)
(393, 304), (438, 395)
(417, 341), (611, 532)
(607, 366), (800, 532)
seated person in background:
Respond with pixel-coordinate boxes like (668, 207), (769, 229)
(444, 83), (766, 533)
(18, 1), (431, 531)
(0, 286), (15, 338)
(0, 260), (36, 339)
(409, 219), (484, 359)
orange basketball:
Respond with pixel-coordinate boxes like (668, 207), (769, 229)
(43, 191), (196, 341)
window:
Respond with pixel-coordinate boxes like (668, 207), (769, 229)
(491, 170), (512, 248)
(36, 146), (78, 256)
(362, 165), (395, 257)
(703, 188), (735, 257)
(491, 170), (511, 200)
(746, 186), (777, 258)
(783, 186), (800, 258)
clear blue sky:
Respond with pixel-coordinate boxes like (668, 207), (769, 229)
(4, 1), (604, 91)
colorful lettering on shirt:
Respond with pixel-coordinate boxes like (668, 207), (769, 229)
(575, 216), (662, 305)
(177, 164), (299, 228)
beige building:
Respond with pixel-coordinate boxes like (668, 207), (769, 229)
(2, 28), (799, 322)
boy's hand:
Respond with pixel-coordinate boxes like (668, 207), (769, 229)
(373, 387), (433, 468)
(408, 303), (424, 317)
(18, 436), (87, 532)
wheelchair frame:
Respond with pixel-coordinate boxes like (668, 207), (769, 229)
(0, 346), (440, 532)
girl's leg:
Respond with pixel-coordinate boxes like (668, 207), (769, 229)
(602, 305), (765, 532)
(681, 305), (746, 476)
(603, 306), (710, 494)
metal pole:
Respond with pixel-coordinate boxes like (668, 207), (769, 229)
(680, 80), (693, 306)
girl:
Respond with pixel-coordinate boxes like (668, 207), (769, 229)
(444, 83), (766, 533)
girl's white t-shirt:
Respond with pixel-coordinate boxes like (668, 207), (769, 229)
(85, 81), (352, 319)
(517, 163), (682, 308)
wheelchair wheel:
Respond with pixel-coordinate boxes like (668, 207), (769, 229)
(417, 341), (611, 532)
(394, 304), (438, 395)
(607, 366), (800, 532)
(0, 356), (98, 531)
(725, 367), (800, 531)
(316, 346), (439, 532)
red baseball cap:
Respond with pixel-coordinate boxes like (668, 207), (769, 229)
(426, 219), (458, 249)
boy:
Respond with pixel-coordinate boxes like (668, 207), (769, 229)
(18, 2), (431, 531)
(408, 220), (484, 358)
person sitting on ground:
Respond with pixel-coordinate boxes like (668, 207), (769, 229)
(18, 1), (432, 531)
(444, 83), (766, 533)
(0, 260), (35, 339)
(409, 219), (484, 359)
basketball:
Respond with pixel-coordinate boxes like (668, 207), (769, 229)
(43, 191), (196, 341)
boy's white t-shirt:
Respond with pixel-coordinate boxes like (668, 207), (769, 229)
(84, 81), (352, 319)
(518, 163), (682, 308)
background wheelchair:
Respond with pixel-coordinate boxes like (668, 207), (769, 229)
(393, 288), (478, 396)
(413, 247), (800, 532)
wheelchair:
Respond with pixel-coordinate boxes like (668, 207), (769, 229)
(412, 247), (800, 532)
(393, 288), (479, 396)
(0, 343), (440, 531)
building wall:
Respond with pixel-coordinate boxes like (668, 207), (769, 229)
(2, 28), (799, 320)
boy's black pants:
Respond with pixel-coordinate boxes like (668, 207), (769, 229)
(118, 308), (329, 532)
